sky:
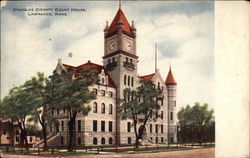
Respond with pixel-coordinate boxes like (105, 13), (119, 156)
(1, 1), (214, 110)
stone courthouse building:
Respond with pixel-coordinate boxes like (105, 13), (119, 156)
(45, 5), (178, 146)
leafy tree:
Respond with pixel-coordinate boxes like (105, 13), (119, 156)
(177, 102), (215, 145)
(1, 83), (39, 148)
(121, 80), (163, 148)
(27, 72), (57, 150)
(49, 70), (97, 152)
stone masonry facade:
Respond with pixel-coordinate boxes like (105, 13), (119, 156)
(47, 6), (177, 146)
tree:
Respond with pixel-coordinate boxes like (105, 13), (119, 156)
(49, 69), (97, 152)
(1, 83), (39, 148)
(177, 102), (215, 145)
(27, 72), (57, 151)
(121, 80), (163, 148)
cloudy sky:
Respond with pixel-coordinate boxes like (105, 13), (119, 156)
(1, 1), (214, 110)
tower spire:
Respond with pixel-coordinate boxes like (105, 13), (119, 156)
(155, 43), (158, 73)
(119, 0), (121, 9)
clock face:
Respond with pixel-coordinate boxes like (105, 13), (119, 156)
(125, 41), (132, 52)
(109, 42), (116, 51)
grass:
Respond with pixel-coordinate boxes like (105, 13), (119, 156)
(39, 151), (90, 156)
(102, 146), (190, 152)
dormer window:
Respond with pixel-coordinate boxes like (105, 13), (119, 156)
(112, 57), (115, 63)
(126, 57), (128, 63)
(102, 78), (105, 84)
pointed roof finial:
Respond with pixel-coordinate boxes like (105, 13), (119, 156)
(165, 66), (177, 85)
(119, 0), (121, 9)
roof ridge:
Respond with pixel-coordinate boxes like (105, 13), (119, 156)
(139, 73), (155, 78)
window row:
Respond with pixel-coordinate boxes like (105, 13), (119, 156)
(50, 120), (82, 133)
(150, 111), (164, 119)
(93, 120), (113, 132)
(153, 82), (164, 91)
(93, 89), (114, 98)
(125, 57), (133, 64)
(149, 124), (164, 133)
(93, 102), (113, 114)
(93, 137), (113, 145)
(124, 75), (134, 87)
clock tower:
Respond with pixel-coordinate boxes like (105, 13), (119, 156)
(103, 7), (138, 144)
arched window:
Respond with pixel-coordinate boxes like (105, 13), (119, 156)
(93, 137), (98, 145)
(78, 137), (81, 145)
(101, 137), (105, 145)
(109, 104), (113, 114)
(93, 102), (97, 113)
(101, 103), (105, 114)
(109, 137), (113, 144)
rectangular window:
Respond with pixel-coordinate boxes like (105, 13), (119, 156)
(61, 121), (64, 132)
(161, 111), (163, 119)
(124, 75), (127, 85)
(161, 125), (164, 133)
(109, 91), (113, 97)
(174, 100), (176, 107)
(130, 59), (132, 63)
(93, 120), (97, 132)
(170, 112), (173, 120)
(94, 88), (98, 95)
(156, 110), (158, 119)
(101, 90), (105, 96)
(128, 76), (130, 86)
(126, 57), (129, 63)
(16, 137), (19, 142)
(127, 122), (131, 132)
(161, 137), (164, 143)
(131, 77), (134, 87)
(108, 59), (111, 64)
(57, 109), (60, 115)
(101, 121), (105, 132)
(112, 57), (115, 63)
(150, 124), (152, 133)
(155, 124), (158, 133)
(30, 137), (32, 142)
(78, 120), (81, 132)
(51, 109), (54, 115)
(128, 137), (131, 144)
(109, 121), (113, 132)
(156, 137), (158, 143)
(161, 99), (164, 106)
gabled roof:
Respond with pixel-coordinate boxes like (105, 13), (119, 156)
(165, 68), (177, 85)
(139, 73), (155, 81)
(62, 60), (116, 88)
(107, 8), (132, 36)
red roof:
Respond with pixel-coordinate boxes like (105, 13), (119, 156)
(107, 8), (132, 36)
(165, 68), (177, 85)
(139, 73), (155, 81)
(62, 60), (116, 87)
